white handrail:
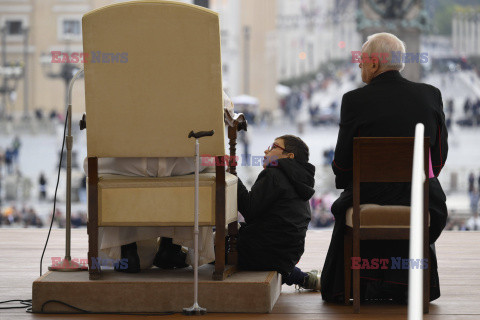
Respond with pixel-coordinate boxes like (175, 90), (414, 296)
(408, 123), (425, 319)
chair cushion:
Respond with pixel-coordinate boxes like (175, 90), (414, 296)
(94, 172), (237, 226)
(346, 204), (430, 228)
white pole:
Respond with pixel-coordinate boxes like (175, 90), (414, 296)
(193, 138), (200, 308)
(408, 123), (425, 319)
(183, 134), (206, 315)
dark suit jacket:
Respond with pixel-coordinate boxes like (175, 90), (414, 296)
(321, 70), (448, 303)
(332, 70), (447, 186)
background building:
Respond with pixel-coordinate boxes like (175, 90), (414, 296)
(452, 8), (480, 57)
(277, 0), (360, 81)
(0, 0), (361, 118)
(0, 0), (94, 118)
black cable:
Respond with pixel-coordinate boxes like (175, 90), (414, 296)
(0, 298), (175, 316)
(39, 300), (175, 316)
(0, 299), (32, 310)
(39, 108), (68, 276)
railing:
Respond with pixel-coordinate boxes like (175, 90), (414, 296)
(408, 123), (425, 319)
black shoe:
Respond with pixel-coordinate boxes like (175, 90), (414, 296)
(115, 242), (140, 273)
(153, 238), (188, 269)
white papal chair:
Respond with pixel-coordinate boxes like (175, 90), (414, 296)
(82, 0), (246, 280)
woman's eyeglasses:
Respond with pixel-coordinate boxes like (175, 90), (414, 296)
(267, 143), (286, 152)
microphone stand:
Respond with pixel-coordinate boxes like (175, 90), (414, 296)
(49, 68), (86, 272)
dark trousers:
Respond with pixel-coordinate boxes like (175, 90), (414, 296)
(282, 266), (307, 286)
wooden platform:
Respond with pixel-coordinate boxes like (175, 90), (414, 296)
(1, 228), (480, 319)
(32, 266), (281, 313)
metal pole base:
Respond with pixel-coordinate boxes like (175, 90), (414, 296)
(48, 258), (88, 272)
(182, 304), (207, 316)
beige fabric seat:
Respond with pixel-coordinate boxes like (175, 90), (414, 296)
(98, 172), (238, 226)
(346, 204), (430, 228)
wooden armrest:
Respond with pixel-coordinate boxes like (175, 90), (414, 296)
(224, 109), (248, 132)
(224, 109), (248, 176)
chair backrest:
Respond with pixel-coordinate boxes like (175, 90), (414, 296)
(352, 137), (430, 227)
(353, 137), (430, 184)
(82, 1), (225, 158)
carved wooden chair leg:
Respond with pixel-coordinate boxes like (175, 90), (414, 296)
(227, 221), (238, 265)
(88, 157), (101, 280)
(213, 162), (226, 280)
(352, 232), (360, 313)
(344, 230), (352, 305)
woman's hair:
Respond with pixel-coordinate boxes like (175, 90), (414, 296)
(277, 134), (309, 163)
(362, 32), (406, 72)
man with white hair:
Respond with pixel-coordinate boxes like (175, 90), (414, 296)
(322, 33), (448, 303)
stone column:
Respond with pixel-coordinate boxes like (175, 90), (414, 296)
(452, 13), (458, 54)
(459, 13), (465, 55)
(469, 14), (475, 56)
(398, 28), (421, 82)
(477, 14), (480, 55)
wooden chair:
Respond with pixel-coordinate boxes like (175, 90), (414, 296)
(82, 1), (246, 281)
(343, 137), (430, 313)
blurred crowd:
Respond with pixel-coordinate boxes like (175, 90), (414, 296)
(445, 214), (480, 231)
(0, 133), (89, 229)
(33, 109), (65, 123)
(309, 193), (335, 229)
(1, 135), (21, 175)
(0, 206), (43, 227)
(278, 65), (356, 132)
(0, 136), (36, 204)
(463, 172), (480, 231)
(456, 98), (480, 127)
(439, 172), (480, 231)
(0, 205), (87, 228)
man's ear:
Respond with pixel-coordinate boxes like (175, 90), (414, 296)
(288, 153), (295, 159)
(371, 58), (380, 73)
